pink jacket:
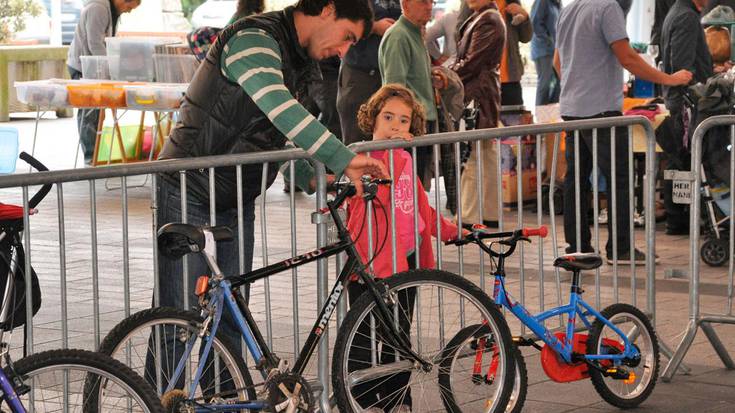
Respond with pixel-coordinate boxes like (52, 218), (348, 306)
(346, 150), (460, 278)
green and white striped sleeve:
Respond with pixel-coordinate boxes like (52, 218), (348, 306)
(221, 28), (355, 174)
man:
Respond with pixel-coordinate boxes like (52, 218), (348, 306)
(155, 0), (387, 356)
(555, 0), (692, 264)
(337, 0), (402, 145)
(379, 0), (437, 188)
(66, 0), (141, 164)
(661, 0), (714, 235)
(531, 0), (561, 105)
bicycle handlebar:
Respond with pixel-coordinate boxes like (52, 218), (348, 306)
(18, 152), (52, 209)
(445, 226), (548, 259)
(522, 226), (548, 238)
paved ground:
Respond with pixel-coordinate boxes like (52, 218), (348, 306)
(1, 110), (733, 412)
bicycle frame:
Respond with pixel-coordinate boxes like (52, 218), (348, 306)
(490, 257), (639, 365)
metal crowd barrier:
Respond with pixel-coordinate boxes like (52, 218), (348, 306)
(662, 115), (735, 381)
(0, 115), (662, 412)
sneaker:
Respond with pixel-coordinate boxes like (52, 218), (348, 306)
(606, 249), (660, 265)
(633, 212), (645, 228)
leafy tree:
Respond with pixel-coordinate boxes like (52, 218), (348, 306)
(0, 0), (41, 43)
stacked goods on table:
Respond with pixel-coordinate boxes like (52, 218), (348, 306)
(14, 79), (187, 111)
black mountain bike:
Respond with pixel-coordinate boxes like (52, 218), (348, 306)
(94, 177), (517, 412)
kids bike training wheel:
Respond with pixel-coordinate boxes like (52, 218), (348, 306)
(92, 307), (256, 409)
(438, 324), (527, 413)
(7, 348), (163, 412)
(331, 269), (516, 413)
(587, 303), (660, 409)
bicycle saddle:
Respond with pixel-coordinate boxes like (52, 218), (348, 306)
(553, 253), (603, 271)
(158, 223), (233, 258)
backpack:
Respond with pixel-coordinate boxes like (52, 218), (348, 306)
(0, 218), (42, 331)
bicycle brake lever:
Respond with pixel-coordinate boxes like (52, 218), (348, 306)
(519, 237), (531, 243)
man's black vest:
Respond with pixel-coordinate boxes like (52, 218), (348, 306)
(159, 7), (319, 208)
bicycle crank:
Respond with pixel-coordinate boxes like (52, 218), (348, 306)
(266, 372), (315, 413)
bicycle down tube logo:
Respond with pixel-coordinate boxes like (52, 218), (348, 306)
(283, 247), (329, 268)
(315, 283), (344, 336)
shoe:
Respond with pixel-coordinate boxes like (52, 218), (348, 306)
(607, 249), (660, 265)
(483, 220), (499, 228)
(633, 212), (645, 228)
(665, 225), (689, 236)
(598, 208), (608, 225)
(565, 245), (595, 254)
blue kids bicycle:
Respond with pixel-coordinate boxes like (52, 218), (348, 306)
(446, 225), (660, 411)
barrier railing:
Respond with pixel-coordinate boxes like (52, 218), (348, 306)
(662, 115), (735, 381)
(0, 115), (664, 411)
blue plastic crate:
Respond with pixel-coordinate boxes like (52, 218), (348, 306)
(633, 79), (655, 98)
(0, 127), (19, 174)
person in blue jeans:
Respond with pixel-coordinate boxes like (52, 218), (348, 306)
(530, 0), (561, 106)
(146, 0), (388, 396)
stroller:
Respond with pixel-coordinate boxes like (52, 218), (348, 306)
(684, 78), (734, 266)
(0, 152), (51, 352)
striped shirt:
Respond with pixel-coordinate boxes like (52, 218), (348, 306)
(221, 27), (355, 175)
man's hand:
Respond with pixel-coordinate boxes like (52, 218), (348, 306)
(372, 18), (396, 36)
(667, 69), (693, 86)
(343, 154), (390, 196)
(505, 3), (528, 23)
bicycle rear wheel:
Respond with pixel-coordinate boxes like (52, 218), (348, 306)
(332, 269), (515, 413)
(587, 303), (659, 408)
(5, 348), (163, 412)
(95, 307), (256, 410)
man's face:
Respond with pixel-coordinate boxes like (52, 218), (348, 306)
(402, 0), (434, 27)
(306, 8), (365, 60)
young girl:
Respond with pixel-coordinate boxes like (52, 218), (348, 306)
(344, 84), (464, 412)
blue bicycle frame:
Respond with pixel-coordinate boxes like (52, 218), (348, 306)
(491, 269), (640, 365)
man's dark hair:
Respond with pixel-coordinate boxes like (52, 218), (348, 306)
(236, 0), (264, 18)
(294, 0), (374, 38)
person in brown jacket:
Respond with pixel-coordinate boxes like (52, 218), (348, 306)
(451, 0), (506, 228)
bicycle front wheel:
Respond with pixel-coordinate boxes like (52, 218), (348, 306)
(5, 348), (163, 412)
(96, 307), (256, 408)
(332, 269), (516, 413)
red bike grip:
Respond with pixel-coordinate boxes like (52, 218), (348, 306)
(522, 226), (548, 238)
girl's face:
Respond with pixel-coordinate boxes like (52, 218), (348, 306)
(373, 97), (413, 141)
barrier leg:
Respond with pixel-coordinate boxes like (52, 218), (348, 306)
(700, 321), (735, 369)
(661, 319), (699, 381)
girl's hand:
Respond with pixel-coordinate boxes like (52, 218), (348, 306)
(391, 132), (413, 141)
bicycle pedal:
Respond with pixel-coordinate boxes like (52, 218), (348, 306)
(604, 367), (631, 381)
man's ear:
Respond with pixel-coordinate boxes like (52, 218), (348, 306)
(321, 2), (336, 19)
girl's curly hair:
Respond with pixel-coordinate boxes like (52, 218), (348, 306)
(357, 84), (427, 137)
